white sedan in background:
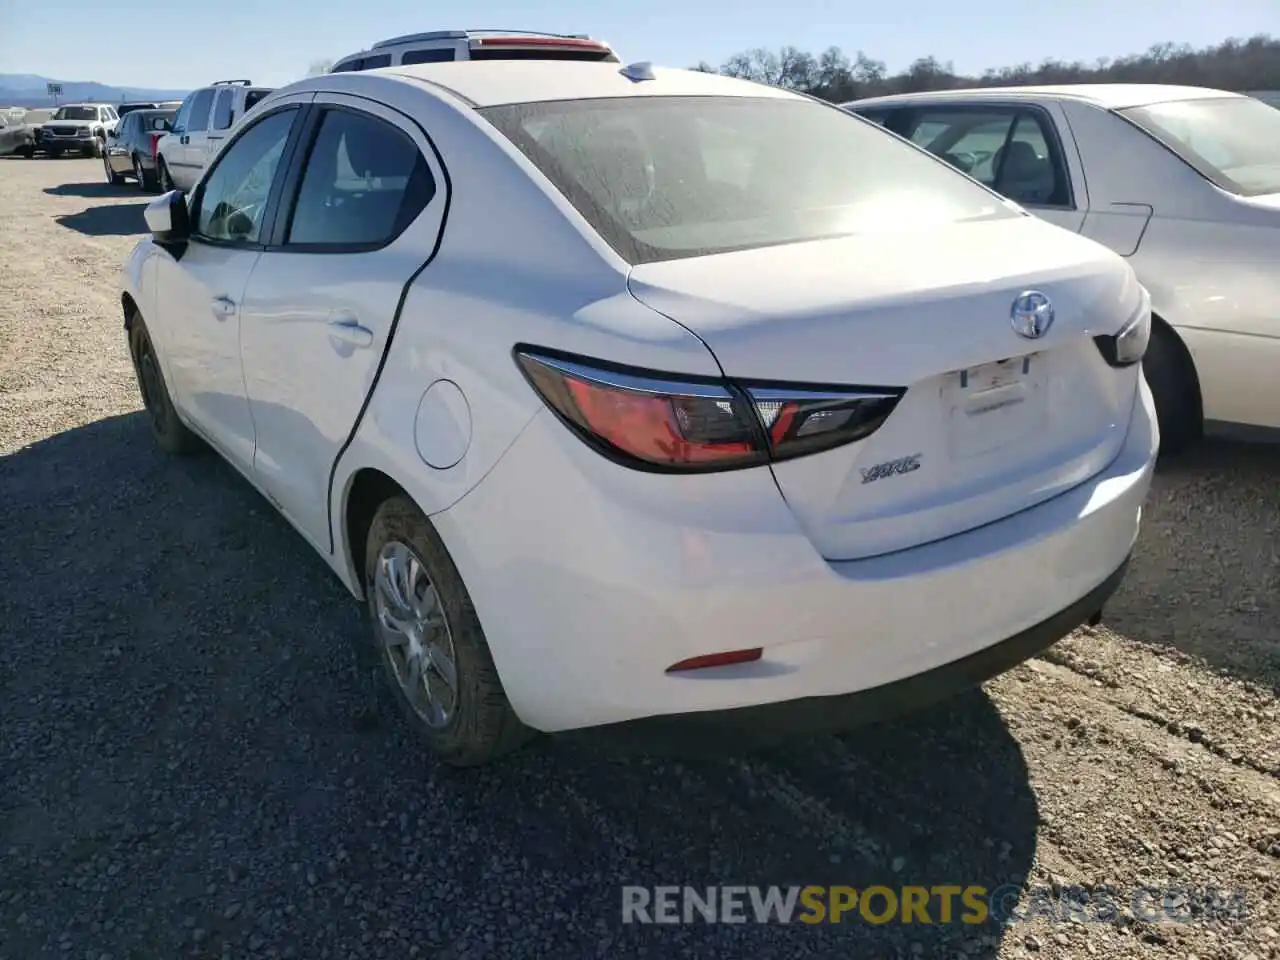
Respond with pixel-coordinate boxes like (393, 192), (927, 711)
(120, 61), (1156, 765)
(846, 85), (1280, 451)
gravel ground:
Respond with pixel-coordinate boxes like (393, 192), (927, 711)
(1, 157), (1277, 960)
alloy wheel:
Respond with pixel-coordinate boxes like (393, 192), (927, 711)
(372, 540), (459, 729)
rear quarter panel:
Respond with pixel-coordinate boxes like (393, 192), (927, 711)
(326, 77), (720, 593)
(1063, 99), (1280, 429)
(1131, 214), (1280, 428)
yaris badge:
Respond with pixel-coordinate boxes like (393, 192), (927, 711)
(1010, 290), (1054, 339)
(860, 453), (922, 484)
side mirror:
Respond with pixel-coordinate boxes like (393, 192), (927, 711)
(144, 190), (191, 247)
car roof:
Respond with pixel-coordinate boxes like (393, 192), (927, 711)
(366, 60), (802, 107)
(846, 83), (1245, 111)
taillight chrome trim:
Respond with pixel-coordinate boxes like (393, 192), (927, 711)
(524, 352), (736, 401)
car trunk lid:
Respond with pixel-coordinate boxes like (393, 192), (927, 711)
(627, 216), (1144, 560)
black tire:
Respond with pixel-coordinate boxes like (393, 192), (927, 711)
(133, 154), (155, 192)
(1143, 320), (1202, 456)
(157, 158), (174, 193)
(103, 153), (124, 184)
(364, 496), (533, 766)
(19, 143), (34, 158)
(47, 148), (62, 159)
(90, 135), (105, 158)
(127, 313), (200, 456)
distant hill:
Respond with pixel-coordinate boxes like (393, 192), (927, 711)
(0, 74), (190, 108)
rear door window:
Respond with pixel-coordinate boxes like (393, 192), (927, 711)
(211, 89), (234, 130)
(282, 107), (435, 248)
(185, 88), (215, 133)
(903, 107), (1072, 207)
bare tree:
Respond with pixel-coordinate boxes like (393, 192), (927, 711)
(705, 33), (1280, 101)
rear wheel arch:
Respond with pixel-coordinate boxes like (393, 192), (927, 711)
(1146, 311), (1204, 452)
(343, 467), (410, 597)
(122, 292), (139, 329)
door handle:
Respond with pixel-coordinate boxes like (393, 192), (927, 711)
(211, 295), (236, 319)
(327, 317), (374, 348)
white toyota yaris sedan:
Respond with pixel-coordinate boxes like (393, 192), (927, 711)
(119, 60), (1159, 765)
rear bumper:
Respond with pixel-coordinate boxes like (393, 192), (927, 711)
(436, 376), (1158, 733)
(582, 552), (1129, 741)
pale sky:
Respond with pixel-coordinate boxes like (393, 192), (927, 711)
(1, 0), (1275, 91)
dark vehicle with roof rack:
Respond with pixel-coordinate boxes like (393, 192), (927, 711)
(118, 100), (183, 118)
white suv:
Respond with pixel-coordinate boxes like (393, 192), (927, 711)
(156, 80), (273, 192)
(41, 103), (119, 157)
(331, 28), (619, 72)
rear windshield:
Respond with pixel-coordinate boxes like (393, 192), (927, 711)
(469, 46), (618, 62)
(53, 106), (98, 121)
(479, 96), (1016, 265)
(1119, 96), (1280, 197)
(139, 110), (176, 131)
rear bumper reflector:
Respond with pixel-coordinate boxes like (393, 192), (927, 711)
(667, 648), (763, 673)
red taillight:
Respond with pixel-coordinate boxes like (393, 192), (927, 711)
(149, 132), (161, 158)
(514, 348), (904, 473)
(474, 35), (607, 49)
(667, 648), (763, 673)
(516, 350), (765, 470)
(564, 376), (759, 467)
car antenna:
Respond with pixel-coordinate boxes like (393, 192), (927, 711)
(620, 61), (656, 82)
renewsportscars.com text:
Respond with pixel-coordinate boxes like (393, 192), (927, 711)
(621, 884), (1249, 926)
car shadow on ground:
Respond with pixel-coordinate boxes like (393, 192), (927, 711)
(53, 201), (147, 237)
(0, 411), (1038, 958)
(43, 181), (129, 198)
(1105, 437), (1280, 690)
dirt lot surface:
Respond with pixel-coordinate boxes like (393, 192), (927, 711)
(1, 156), (1278, 960)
